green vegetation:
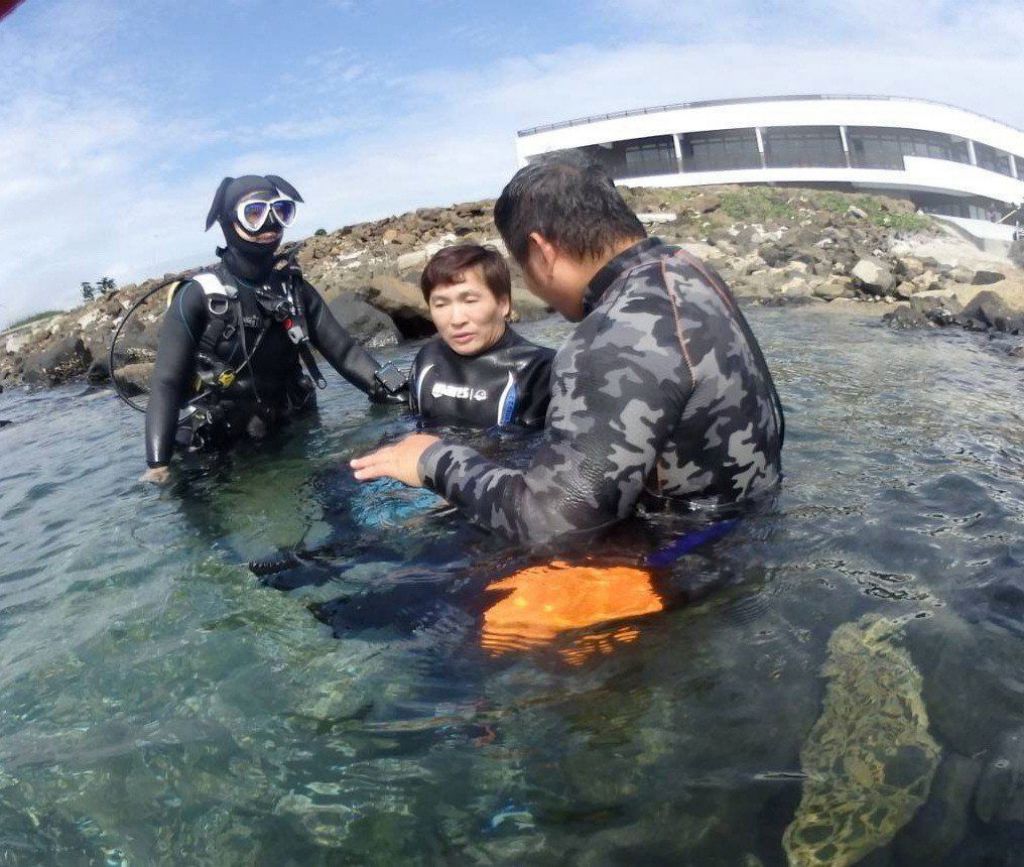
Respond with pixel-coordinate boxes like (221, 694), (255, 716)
(812, 190), (849, 213)
(852, 196), (932, 232)
(314, 228), (327, 236)
(2, 310), (63, 332)
(720, 187), (796, 222)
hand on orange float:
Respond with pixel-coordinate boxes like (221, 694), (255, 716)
(350, 433), (439, 487)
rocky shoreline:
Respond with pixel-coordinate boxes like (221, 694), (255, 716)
(3, 184), (1023, 389)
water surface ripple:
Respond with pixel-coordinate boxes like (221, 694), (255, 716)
(1, 310), (1022, 865)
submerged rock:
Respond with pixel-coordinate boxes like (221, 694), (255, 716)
(783, 614), (940, 867)
(975, 727), (1024, 825)
(893, 751), (982, 865)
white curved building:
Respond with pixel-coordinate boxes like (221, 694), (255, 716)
(517, 95), (1024, 223)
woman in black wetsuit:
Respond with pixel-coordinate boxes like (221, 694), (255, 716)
(141, 174), (400, 483)
(409, 244), (554, 429)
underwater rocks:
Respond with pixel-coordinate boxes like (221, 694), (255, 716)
(975, 727), (1024, 825)
(783, 614), (940, 867)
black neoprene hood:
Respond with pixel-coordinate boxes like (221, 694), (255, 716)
(205, 174), (304, 268)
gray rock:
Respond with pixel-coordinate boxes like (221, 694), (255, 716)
(894, 752), (982, 866)
(971, 270), (1005, 286)
(1010, 239), (1024, 270)
(86, 357), (110, 383)
(976, 727), (1024, 824)
(734, 270), (784, 299)
(851, 257), (896, 295)
(22, 337), (91, 385)
(948, 266), (975, 284)
(112, 362), (154, 396)
(813, 277), (853, 300)
(326, 295), (401, 348)
(957, 290), (1024, 334)
(357, 275), (434, 339)
(757, 241), (793, 268)
(882, 305), (931, 330)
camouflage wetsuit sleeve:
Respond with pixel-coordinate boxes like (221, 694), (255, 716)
(419, 272), (694, 544)
(418, 240), (784, 546)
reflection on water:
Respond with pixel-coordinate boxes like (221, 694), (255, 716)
(1, 311), (1024, 864)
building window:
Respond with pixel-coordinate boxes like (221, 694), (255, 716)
(573, 136), (677, 180)
(763, 126), (846, 168)
(974, 141), (1014, 177)
(846, 127), (971, 170)
(619, 136), (678, 178)
(1015, 155), (1024, 178)
(679, 128), (761, 172)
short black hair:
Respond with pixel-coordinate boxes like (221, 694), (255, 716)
(493, 150), (646, 264)
(420, 243), (511, 303)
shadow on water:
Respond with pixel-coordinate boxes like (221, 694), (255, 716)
(3, 312), (1024, 864)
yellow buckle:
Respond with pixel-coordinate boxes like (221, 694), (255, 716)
(217, 370), (236, 388)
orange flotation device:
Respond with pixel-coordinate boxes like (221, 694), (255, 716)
(480, 560), (663, 664)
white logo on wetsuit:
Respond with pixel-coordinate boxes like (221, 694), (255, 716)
(431, 382), (488, 401)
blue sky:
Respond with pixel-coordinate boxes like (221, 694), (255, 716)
(1, 0), (1023, 325)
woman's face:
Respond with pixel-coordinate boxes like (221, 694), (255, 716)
(428, 266), (510, 356)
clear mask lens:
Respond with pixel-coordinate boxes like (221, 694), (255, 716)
(240, 200), (270, 231)
(271, 199), (297, 227)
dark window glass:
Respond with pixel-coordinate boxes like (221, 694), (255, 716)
(619, 136), (678, 179)
(974, 141), (1014, 177)
(1015, 155), (1023, 178)
(679, 128), (761, 172)
(763, 126), (845, 168)
(576, 137), (677, 180)
(846, 127), (971, 170)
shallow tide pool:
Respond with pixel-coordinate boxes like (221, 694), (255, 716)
(1, 309), (1023, 865)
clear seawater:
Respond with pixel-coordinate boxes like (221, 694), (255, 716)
(1, 309), (1023, 866)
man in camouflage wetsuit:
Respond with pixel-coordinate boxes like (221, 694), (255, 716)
(352, 151), (784, 546)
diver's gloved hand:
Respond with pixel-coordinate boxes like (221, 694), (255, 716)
(370, 383), (409, 405)
(369, 362), (409, 405)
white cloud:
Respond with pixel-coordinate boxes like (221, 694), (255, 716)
(2, 0), (1023, 327)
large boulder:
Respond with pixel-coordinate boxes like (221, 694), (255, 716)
(733, 269), (785, 300)
(975, 727), (1024, 824)
(813, 276), (854, 300)
(112, 362), (154, 397)
(1009, 239), (1024, 270)
(972, 269), (1006, 286)
(956, 290), (1024, 334)
(357, 275), (434, 339)
(326, 295), (401, 348)
(883, 305), (932, 330)
(22, 336), (92, 385)
(851, 257), (896, 295)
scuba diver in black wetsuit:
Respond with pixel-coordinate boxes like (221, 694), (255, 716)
(141, 174), (404, 483)
(409, 244), (554, 429)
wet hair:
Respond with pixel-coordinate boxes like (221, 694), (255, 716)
(493, 150), (646, 264)
(420, 243), (511, 303)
